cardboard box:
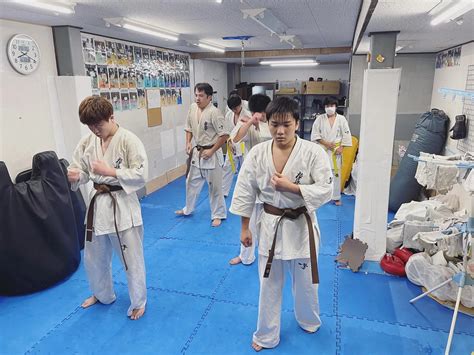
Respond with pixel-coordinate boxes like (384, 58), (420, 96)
(304, 81), (340, 95)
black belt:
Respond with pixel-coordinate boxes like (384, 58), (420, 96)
(86, 183), (128, 270)
(263, 203), (319, 284)
(185, 144), (214, 178)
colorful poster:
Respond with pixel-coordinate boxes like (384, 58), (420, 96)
(144, 72), (152, 88)
(121, 91), (130, 110)
(94, 40), (107, 65)
(136, 71), (144, 88)
(129, 90), (138, 110)
(137, 89), (146, 109)
(151, 74), (158, 88)
(128, 69), (137, 89)
(170, 72), (176, 88)
(134, 46), (142, 64)
(119, 68), (129, 89)
(166, 89), (172, 106)
(111, 91), (121, 111)
(160, 89), (166, 107)
(82, 36), (95, 64)
(158, 70), (165, 87)
(106, 41), (118, 65)
(100, 91), (111, 104)
(125, 45), (134, 66)
(116, 43), (126, 66)
(142, 48), (150, 61)
(177, 89), (183, 105)
(172, 89), (177, 105)
(435, 46), (462, 69)
(453, 47), (461, 66)
(150, 49), (157, 61)
(97, 65), (109, 89)
(85, 64), (98, 89)
(108, 67), (119, 89)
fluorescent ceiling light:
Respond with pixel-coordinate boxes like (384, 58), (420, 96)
(198, 42), (225, 53)
(104, 18), (179, 41)
(15, 1), (75, 14)
(216, 0), (223, 3)
(430, 0), (473, 25)
(260, 59), (315, 65)
(269, 63), (319, 67)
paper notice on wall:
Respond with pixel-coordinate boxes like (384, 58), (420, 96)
(175, 125), (185, 152)
(160, 129), (175, 159)
(146, 89), (161, 109)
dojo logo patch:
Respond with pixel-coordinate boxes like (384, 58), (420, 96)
(294, 171), (303, 184)
(328, 176), (333, 184)
(114, 157), (123, 169)
(298, 262), (308, 270)
(204, 121), (209, 131)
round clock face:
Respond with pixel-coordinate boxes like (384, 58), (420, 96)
(7, 34), (41, 75)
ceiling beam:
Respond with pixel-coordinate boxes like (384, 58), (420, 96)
(190, 47), (351, 60)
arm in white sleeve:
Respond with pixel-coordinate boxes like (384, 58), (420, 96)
(230, 151), (259, 217)
(68, 137), (90, 191)
(341, 116), (353, 147)
(311, 116), (323, 142)
(116, 136), (148, 195)
(299, 146), (334, 213)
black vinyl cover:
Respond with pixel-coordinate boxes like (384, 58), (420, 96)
(15, 159), (86, 250)
(0, 151), (80, 295)
(389, 109), (449, 212)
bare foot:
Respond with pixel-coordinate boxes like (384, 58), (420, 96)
(211, 218), (221, 227)
(175, 209), (185, 216)
(130, 307), (145, 320)
(81, 295), (98, 309)
(252, 342), (263, 352)
(229, 256), (242, 265)
(334, 200), (342, 206)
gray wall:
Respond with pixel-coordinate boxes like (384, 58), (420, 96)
(348, 53), (436, 140)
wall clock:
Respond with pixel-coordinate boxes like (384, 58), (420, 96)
(7, 34), (41, 75)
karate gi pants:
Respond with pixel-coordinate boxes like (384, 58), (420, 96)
(222, 154), (243, 197)
(84, 225), (147, 316)
(183, 164), (227, 220)
(253, 255), (321, 348)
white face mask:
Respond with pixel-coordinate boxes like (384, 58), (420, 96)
(325, 107), (336, 116)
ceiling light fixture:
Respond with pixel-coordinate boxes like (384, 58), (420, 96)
(260, 59), (315, 65)
(104, 18), (179, 41)
(216, 0), (223, 3)
(241, 8), (303, 49)
(430, 0), (473, 26)
(269, 63), (319, 67)
(198, 42), (226, 53)
(15, 0), (76, 14)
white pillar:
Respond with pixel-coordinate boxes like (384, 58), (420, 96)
(353, 68), (401, 261)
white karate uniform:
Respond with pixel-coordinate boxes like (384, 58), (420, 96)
(230, 137), (333, 348)
(230, 119), (273, 265)
(69, 126), (148, 315)
(222, 107), (249, 196)
(182, 102), (229, 220)
(311, 113), (352, 201)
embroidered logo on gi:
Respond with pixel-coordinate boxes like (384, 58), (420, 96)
(114, 157), (123, 169)
(121, 244), (127, 251)
(298, 262), (308, 270)
(294, 171), (303, 184)
(204, 121), (209, 131)
(328, 176), (333, 184)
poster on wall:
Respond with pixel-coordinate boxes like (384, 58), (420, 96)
(85, 64), (98, 89)
(137, 89), (146, 109)
(160, 89), (166, 107)
(111, 91), (121, 111)
(121, 91), (130, 110)
(436, 46), (462, 69)
(97, 65), (109, 89)
(81, 33), (191, 111)
(129, 91), (138, 110)
(108, 67), (119, 89)
(82, 37), (95, 64)
(94, 40), (107, 65)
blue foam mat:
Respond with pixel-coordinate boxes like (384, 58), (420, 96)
(2, 175), (473, 354)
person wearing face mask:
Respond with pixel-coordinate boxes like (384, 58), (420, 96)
(311, 97), (352, 206)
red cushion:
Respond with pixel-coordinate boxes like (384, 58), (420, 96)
(393, 248), (414, 264)
(380, 254), (406, 276)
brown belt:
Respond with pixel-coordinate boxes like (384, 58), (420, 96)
(185, 144), (215, 178)
(86, 183), (128, 270)
(263, 203), (319, 284)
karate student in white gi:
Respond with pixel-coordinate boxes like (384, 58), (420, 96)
(67, 96), (148, 320)
(175, 83), (230, 227)
(230, 96), (333, 351)
(228, 94), (272, 266)
(311, 97), (352, 205)
(222, 94), (248, 197)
